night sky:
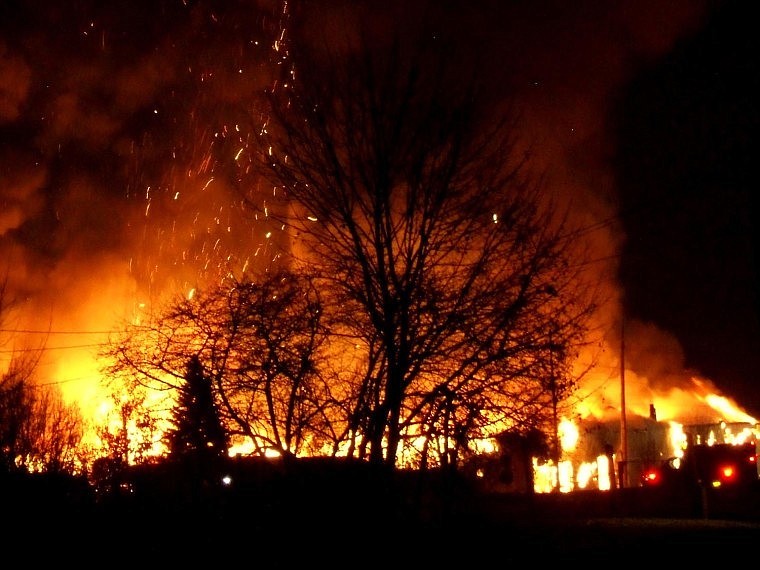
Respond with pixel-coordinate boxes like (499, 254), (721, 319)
(614, 1), (759, 417)
(1, 0), (757, 420)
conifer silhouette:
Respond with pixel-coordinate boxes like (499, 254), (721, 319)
(166, 355), (228, 461)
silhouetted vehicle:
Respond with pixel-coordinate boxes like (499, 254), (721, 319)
(641, 442), (759, 490)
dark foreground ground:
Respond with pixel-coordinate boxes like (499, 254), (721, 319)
(6, 472), (760, 566)
(463, 487), (760, 564)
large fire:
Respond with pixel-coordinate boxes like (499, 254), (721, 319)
(529, 355), (759, 493)
(1, 1), (755, 491)
(7, 286), (757, 491)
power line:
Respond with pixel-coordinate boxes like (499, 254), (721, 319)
(33, 375), (103, 388)
(0, 343), (109, 354)
(0, 328), (117, 335)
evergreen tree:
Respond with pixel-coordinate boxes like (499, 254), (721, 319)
(166, 355), (228, 462)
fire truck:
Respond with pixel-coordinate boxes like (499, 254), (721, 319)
(640, 441), (759, 490)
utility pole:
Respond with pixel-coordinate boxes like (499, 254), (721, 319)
(620, 317), (628, 488)
(549, 327), (561, 492)
(551, 373), (560, 492)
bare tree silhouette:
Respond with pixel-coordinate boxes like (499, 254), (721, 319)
(106, 269), (335, 459)
(253, 9), (598, 469)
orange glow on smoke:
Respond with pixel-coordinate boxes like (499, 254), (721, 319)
(1, 2), (755, 482)
(5, 299), (756, 476)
